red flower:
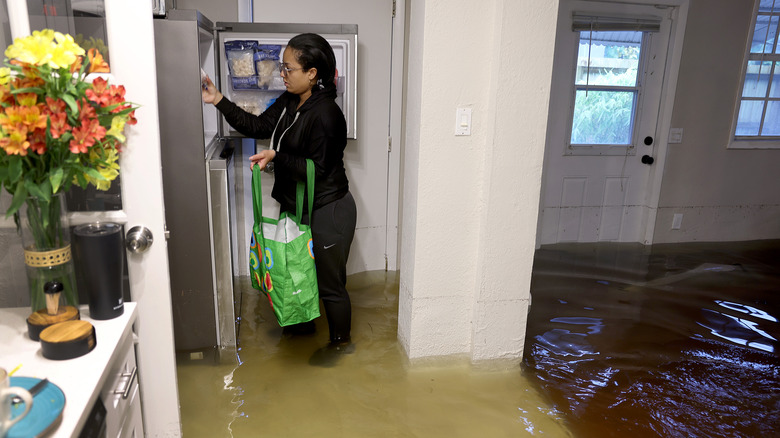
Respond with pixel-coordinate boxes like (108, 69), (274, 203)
(69, 118), (106, 154)
(28, 128), (47, 154)
(44, 96), (67, 114)
(48, 112), (69, 138)
(77, 98), (97, 121)
(86, 77), (110, 106)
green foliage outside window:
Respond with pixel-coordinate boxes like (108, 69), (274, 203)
(571, 67), (638, 145)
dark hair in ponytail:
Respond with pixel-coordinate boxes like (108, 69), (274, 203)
(287, 33), (337, 92)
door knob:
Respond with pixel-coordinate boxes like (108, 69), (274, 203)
(126, 226), (154, 254)
(641, 155), (655, 165)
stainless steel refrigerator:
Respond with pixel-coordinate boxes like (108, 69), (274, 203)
(153, 9), (357, 356)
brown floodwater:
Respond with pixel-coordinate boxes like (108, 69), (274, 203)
(176, 240), (779, 437)
(176, 271), (570, 437)
(524, 240), (780, 438)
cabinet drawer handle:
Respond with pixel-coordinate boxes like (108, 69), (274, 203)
(113, 366), (138, 399)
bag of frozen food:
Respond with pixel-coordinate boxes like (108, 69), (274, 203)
(255, 45), (282, 89)
(225, 40), (258, 89)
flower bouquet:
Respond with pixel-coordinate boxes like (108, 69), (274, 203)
(0, 30), (137, 311)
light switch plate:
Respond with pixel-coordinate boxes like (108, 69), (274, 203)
(455, 107), (472, 136)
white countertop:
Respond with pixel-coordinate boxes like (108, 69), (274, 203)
(0, 303), (137, 437)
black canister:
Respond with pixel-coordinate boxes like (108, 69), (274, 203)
(73, 222), (125, 320)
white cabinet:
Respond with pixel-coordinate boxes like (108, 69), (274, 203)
(100, 332), (144, 438)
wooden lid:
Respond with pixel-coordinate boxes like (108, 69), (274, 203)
(28, 306), (80, 326)
(40, 320), (97, 360)
(40, 320), (94, 344)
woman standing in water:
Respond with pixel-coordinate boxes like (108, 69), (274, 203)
(202, 33), (357, 366)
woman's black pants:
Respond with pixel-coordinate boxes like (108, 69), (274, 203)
(310, 191), (357, 342)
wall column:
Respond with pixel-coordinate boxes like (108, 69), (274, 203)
(399, 0), (559, 363)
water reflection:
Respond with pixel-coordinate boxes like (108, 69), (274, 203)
(524, 240), (780, 438)
(699, 307), (776, 353)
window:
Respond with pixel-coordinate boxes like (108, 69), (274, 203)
(565, 15), (660, 155)
(27, 0), (111, 65)
(733, 0), (780, 146)
(570, 30), (642, 147)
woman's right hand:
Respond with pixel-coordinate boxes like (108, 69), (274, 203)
(201, 75), (223, 105)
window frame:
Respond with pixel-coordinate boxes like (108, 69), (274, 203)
(730, 0), (780, 149)
(565, 29), (652, 156)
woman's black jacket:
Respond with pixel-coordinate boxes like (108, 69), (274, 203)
(215, 86), (349, 215)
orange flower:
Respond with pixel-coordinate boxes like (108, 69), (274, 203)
(70, 55), (83, 73)
(16, 92), (38, 107)
(87, 48), (109, 73)
(14, 75), (45, 90)
(0, 86), (14, 106)
(0, 105), (47, 131)
(22, 106), (47, 131)
(0, 122), (30, 156)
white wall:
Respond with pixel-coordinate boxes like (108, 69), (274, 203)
(400, 0), (557, 361)
(654, 0), (780, 243)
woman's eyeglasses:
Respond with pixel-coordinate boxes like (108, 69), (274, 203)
(279, 65), (304, 76)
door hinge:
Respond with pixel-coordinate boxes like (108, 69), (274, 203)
(392, 0), (396, 18)
(388, 136), (392, 152)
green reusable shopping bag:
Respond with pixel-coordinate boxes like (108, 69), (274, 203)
(249, 159), (320, 326)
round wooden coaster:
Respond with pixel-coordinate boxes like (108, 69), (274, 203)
(40, 320), (97, 360)
(27, 306), (80, 342)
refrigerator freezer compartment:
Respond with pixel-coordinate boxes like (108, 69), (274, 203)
(217, 22), (357, 139)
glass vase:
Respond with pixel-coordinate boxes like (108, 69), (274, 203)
(19, 194), (79, 313)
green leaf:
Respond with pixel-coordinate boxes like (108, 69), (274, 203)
(61, 93), (78, 115)
(75, 173), (88, 189)
(49, 168), (65, 193)
(8, 156), (22, 183)
(6, 182), (27, 218)
(85, 168), (107, 180)
(25, 179), (49, 202)
(9, 87), (43, 95)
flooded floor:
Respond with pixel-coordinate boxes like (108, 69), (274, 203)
(525, 240), (780, 438)
(176, 240), (779, 437)
(176, 271), (568, 437)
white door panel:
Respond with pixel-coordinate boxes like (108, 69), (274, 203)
(541, 0), (673, 244)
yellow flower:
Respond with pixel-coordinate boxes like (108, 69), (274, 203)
(82, 147), (120, 190)
(50, 32), (85, 69)
(4, 29), (84, 69)
(0, 67), (10, 85)
(106, 116), (126, 143)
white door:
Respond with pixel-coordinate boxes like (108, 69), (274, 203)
(539, 0), (674, 244)
(6, 1), (181, 436)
